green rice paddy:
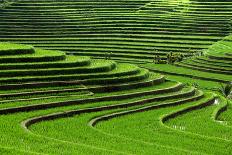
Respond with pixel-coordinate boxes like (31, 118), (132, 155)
(0, 0), (231, 154)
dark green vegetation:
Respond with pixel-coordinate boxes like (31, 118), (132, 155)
(0, 0), (231, 155)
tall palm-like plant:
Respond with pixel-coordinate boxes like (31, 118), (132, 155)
(218, 82), (232, 99)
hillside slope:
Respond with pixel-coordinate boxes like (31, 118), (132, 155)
(0, 43), (230, 154)
(141, 34), (232, 88)
(0, 0), (232, 63)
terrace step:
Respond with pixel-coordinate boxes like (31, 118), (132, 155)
(206, 53), (232, 61)
(90, 92), (215, 127)
(191, 58), (232, 68)
(0, 42), (35, 55)
(0, 73), (169, 108)
(0, 75), (166, 99)
(0, 64), (143, 84)
(0, 85), (196, 114)
(0, 60), (117, 78)
(0, 55), (91, 70)
(0, 48), (66, 63)
(0, 73), (163, 92)
(181, 59), (232, 71)
(22, 88), (202, 127)
(175, 61), (232, 75)
(141, 64), (231, 83)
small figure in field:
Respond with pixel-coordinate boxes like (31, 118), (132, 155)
(200, 51), (204, 56)
(179, 54), (184, 61)
(176, 53), (184, 62)
(105, 52), (112, 60)
(167, 53), (171, 64)
(157, 55), (161, 64)
(153, 55), (161, 64)
(153, 55), (157, 63)
(109, 52), (112, 60)
(104, 52), (108, 60)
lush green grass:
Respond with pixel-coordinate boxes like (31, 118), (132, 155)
(165, 96), (230, 140)
(0, 79), (175, 109)
(0, 55), (90, 69)
(140, 63), (232, 82)
(29, 93), (231, 155)
(217, 100), (232, 126)
(0, 42), (34, 55)
(165, 74), (222, 90)
(0, 1), (232, 154)
(0, 81), (200, 154)
(0, 42), (216, 155)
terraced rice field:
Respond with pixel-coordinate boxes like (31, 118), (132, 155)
(1, 0), (232, 63)
(0, 0), (231, 155)
(141, 34), (232, 87)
